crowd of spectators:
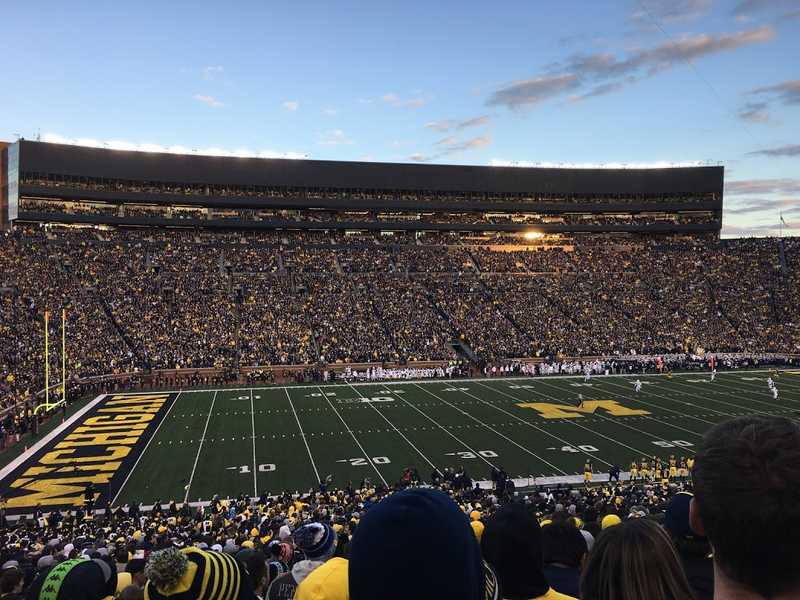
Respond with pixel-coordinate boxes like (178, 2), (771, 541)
(1, 225), (798, 418)
(1, 415), (798, 599)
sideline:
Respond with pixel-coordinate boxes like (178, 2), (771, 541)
(104, 368), (800, 395)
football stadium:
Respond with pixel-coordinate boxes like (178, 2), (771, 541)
(2, 3), (800, 599)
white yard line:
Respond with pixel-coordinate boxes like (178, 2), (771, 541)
(344, 382), (440, 473)
(711, 375), (800, 407)
(250, 389), (258, 497)
(285, 388), (321, 484)
(412, 383), (569, 474)
(602, 378), (739, 419)
(112, 392), (183, 506)
(532, 378), (707, 439)
(183, 391), (218, 503)
(316, 387), (388, 486)
(391, 388), (500, 471)
(662, 378), (798, 419)
(462, 382), (619, 467)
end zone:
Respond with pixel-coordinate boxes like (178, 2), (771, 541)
(0, 393), (179, 514)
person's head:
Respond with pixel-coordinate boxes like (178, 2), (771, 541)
(580, 518), (694, 600)
(481, 502), (549, 598)
(0, 568), (24, 595)
(294, 557), (348, 600)
(541, 521), (587, 568)
(244, 554), (268, 596)
(691, 416), (800, 598)
(349, 488), (496, 600)
(118, 585), (144, 600)
(125, 558), (147, 588)
(292, 523), (337, 562)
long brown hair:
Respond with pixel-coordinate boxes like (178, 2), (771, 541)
(580, 518), (695, 600)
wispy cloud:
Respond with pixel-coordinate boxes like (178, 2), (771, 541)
(381, 92), (428, 108)
(487, 74), (580, 110)
(747, 79), (800, 105)
(487, 26), (775, 110)
(202, 65), (224, 80)
(748, 144), (800, 157)
(41, 132), (307, 159)
(318, 129), (355, 146)
(425, 115), (491, 132)
(282, 100), (299, 111)
(630, 0), (712, 26)
(725, 178), (800, 195)
(322, 107), (338, 116)
(726, 197), (800, 214)
(733, 0), (797, 17)
(410, 135), (493, 162)
(738, 101), (770, 123)
(193, 94), (224, 108)
(433, 135), (458, 147)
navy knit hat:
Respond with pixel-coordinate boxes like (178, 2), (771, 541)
(349, 488), (498, 600)
(481, 502), (550, 599)
(293, 523), (337, 560)
(665, 492), (702, 540)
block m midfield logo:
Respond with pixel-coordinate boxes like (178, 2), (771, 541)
(516, 399), (650, 419)
(0, 393), (176, 513)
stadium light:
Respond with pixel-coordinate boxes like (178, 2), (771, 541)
(524, 231), (544, 240)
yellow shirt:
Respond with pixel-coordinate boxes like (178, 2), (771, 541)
(524, 588), (578, 600)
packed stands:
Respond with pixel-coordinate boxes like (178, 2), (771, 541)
(2, 226), (798, 412)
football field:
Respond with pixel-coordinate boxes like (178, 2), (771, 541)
(113, 370), (800, 504)
(3, 370), (800, 512)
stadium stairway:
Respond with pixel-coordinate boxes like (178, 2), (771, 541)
(92, 289), (146, 366)
(365, 279), (401, 357)
(476, 278), (535, 347)
(779, 238), (788, 271)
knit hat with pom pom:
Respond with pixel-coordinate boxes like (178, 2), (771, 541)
(143, 547), (252, 600)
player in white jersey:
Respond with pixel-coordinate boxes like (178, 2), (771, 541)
(768, 377), (775, 390)
(584, 366), (592, 382)
(710, 369), (716, 382)
(633, 379), (642, 393)
(772, 385), (779, 400)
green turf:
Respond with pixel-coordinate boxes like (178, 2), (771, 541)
(110, 370), (800, 505)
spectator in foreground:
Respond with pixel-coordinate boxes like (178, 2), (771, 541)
(541, 521), (587, 598)
(664, 492), (713, 600)
(691, 416), (800, 600)
(349, 488), (498, 600)
(267, 523), (337, 600)
(580, 518), (695, 600)
(481, 503), (576, 600)
(144, 547), (252, 600)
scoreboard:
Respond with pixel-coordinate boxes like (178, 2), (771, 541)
(0, 140), (19, 230)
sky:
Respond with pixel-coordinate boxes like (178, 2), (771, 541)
(2, 0), (799, 237)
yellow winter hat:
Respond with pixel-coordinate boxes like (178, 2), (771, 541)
(294, 557), (348, 600)
(469, 510), (481, 521)
(470, 520), (485, 542)
(602, 514), (622, 530)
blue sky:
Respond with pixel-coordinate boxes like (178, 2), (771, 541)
(2, 0), (799, 237)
